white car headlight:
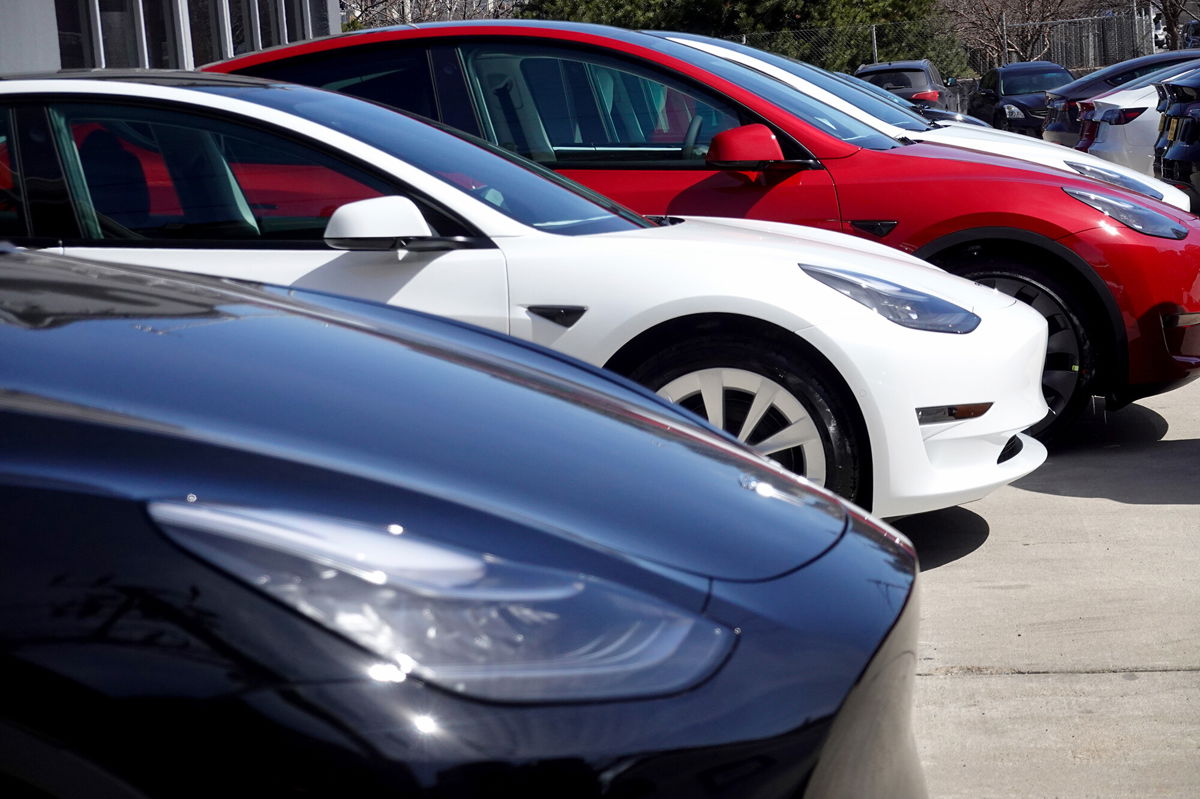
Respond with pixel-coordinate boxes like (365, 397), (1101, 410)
(801, 264), (981, 334)
(150, 502), (734, 702)
(1003, 103), (1025, 119)
(1064, 160), (1165, 201)
(1063, 187), (1186, 239)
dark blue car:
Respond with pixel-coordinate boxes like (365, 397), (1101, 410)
(0, 246), (924, 798)
(967, 61), (1073, 136)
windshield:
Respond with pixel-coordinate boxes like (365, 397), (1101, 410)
(663, 34), (934, 133)
(634, 35), (901, 150)
(999, 69), (1072, 95)
(194, 82), (652, 236)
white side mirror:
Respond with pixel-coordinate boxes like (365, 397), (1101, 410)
(324, 196), (433, 251)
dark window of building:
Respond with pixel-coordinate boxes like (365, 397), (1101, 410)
(55, 0), (96, 69)
(99, 0), (140, 68)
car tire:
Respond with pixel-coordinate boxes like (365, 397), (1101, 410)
(628, 336), (864, 503)
(944, 257), (1096, 440)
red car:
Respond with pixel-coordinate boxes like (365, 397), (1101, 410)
(210, 21), (1200, 437)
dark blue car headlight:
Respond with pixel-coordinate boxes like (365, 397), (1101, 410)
(1065, 160), (1165, 201)
(801, 264), (981, 334)
(1063, 186), (1186, 239)
(150, 502), (734, 703)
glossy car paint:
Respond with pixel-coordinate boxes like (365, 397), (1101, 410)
(210, 20), (1200, 421)
(664, 35), (1186, 210)
(0, 75), (1050, 518)
(0, 247), (924, 798)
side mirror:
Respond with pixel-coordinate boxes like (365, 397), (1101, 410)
(706, 124), (821, 171)
(325, 196), (433, 251)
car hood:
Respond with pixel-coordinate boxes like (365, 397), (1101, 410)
(0, 249), (849, 583)
(616, 215), (1021, 315)
(1002, 91), (1051, 109)
(919, 124), (1188, 209)
(890, 139), (1194, 217)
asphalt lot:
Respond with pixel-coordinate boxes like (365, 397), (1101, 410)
(893, 379), (1200, 797)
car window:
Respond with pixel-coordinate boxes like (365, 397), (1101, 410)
(236, 44), (483, 138)
(999, 70), (1072, 95)
(196, 82), (652, 235)
(0, 108), (26, 238)
(455, 42), (745, 168)
(861, 69), (931, 92)
(980, 71), (998, 92)
(1118, 59), (1200, 91)
(46, 101), (413, 244)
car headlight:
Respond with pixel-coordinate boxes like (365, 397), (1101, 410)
(1065, 160), (1165, 201)
(800, 264), (981, 334)
(1063, 187), (1186, 239)
(1003, 103), (1025, 119)
(150, 501), (734, 702)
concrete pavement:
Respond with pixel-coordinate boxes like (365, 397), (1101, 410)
(894, 382), (1200, 797)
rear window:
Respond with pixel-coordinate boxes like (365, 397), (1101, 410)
(860, 69), (931, 92)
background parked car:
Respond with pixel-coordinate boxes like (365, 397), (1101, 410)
(966, 61), (1072, 136)
(839, 71), (989, 126)
(1075, 59), (1200, 175)
(210, 20), (1200, 443)
(1043, 49), (1200, 146)
(0, 72), (1051, 517)
(854, 58), (953, 109)
(0, 244), (926, 798)
(1153, 68), (1200, 210)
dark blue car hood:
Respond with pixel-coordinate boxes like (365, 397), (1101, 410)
(0, 249), (847, 582)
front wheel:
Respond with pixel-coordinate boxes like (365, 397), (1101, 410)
(628, 336), (866, 505)
(944, 258), (1096, 439)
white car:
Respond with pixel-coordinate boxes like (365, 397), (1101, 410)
(0, 73), (1048, 517)
(1081, 59), (1200, 176)
(662, 33), (1192, 212)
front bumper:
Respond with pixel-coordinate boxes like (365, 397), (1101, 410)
(802, 294), (1049, 518)
(1057, 223), (1200, 403)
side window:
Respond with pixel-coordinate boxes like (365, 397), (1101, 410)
(0, 107), (26, 237)
(458, 44), (745, 168)
(981, 71), (997, 92)
(244, 45), (439, 121)
(46, 102), (410, 244)
(235, 44), (482, 138)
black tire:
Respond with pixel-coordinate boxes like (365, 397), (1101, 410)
(943, 257), (1096, 440)
(627, 335), (865, 504)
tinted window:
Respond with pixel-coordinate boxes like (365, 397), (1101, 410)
(861, 69), (932, 91)
(242, 44), (440, 121)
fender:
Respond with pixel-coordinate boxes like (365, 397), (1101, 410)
(915, 226), (1128, 397)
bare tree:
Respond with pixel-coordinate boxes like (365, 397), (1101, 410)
(1152, 0), (1194, 49)
(940, 0), (1106, 66)
(342, 0), (519, 27)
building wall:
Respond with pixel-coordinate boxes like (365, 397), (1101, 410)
(0, 0), (342, 75)
(0, 0), (62, 75)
